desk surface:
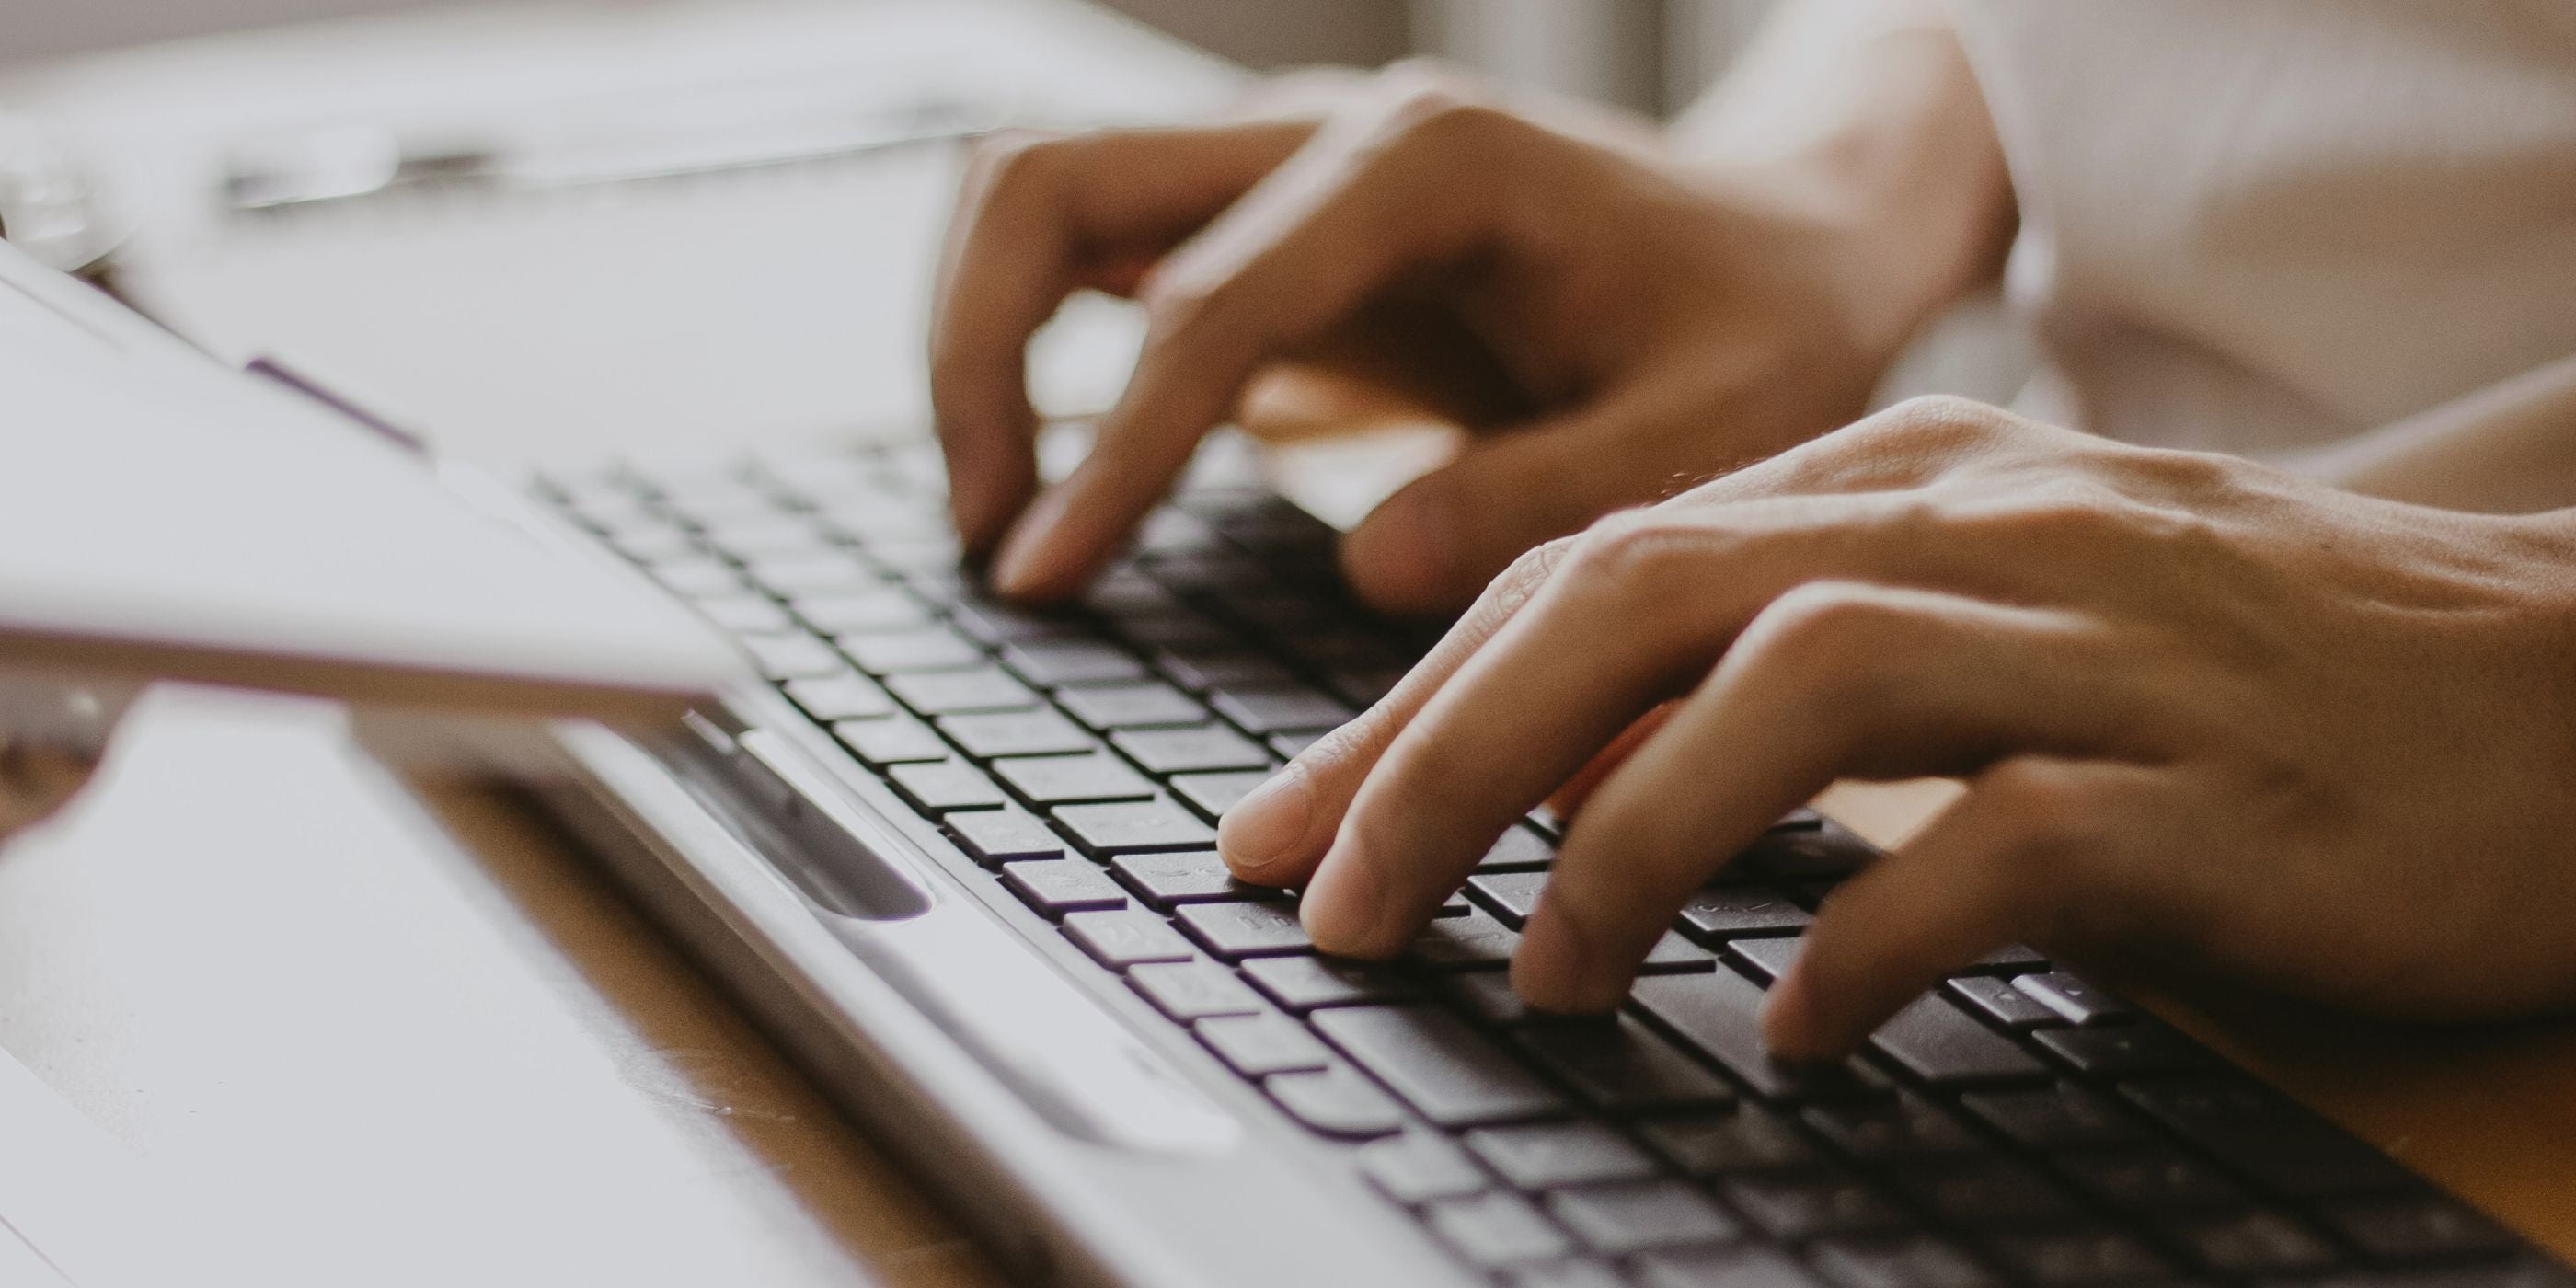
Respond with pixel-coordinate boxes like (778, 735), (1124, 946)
(5, 3), (2576, 1282)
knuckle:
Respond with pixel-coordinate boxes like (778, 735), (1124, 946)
(1841, 395), (2018, 463)
(1739, 581), (1915, 702)
(1492, 535), (1581, 611)
(1562, 508), (1697, 595)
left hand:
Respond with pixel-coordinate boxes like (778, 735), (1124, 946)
(1216, 396), (2576, 1057)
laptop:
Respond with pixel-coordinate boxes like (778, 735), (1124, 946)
(6, 245), (2567, 1288)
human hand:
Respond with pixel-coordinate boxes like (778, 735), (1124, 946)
(1216, 396), (2576, 1057)
(0, 675), (134, 844)
(930, 63), (1887, 612)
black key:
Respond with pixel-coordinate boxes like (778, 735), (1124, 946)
(945, 807), (1068, 866)
(1503, 1260), (1627, 1288)
(1174, 900), (1311, 959)
(1801, 1095), (1979, 1158)
(695, 592), (796, 635)
(1989, 1226), (2172, 1287)
(1545, 1179), (1741, 1256)
(2321, 1196), (2515, 1262)
(1946, 976), (2061, 1029)
(886, 761), (1009, 812)
(742, 552), (872, 595)
(1513, 1017), (1738, 1113)
(839, 625), (983, 673)
(2168, 1209), (2340, 1274)
(1197, 1011), (1333, 1076)
(650, 556), (745, 598)
(1464, 1121), (1661, 1190)
(1478, 824), (1559, 872)
(947, 595), (1074, 645)
(834, 713), (949, 765)
(1170, 768), (1277, 820)
(999, 638), (1147, 686)
(1061, 909), (1194, 969)
(1410, 908), (1522, 970)
(1211, 685), (1356, 734)
(740, 633), (845, 679)
(1126, 960), (1265, 1020)
(1638, 1246), (1825, 1288)
(1110, 850), (1268, 907)
(2053, 1144), (2248, 1213)
(1243, 955), (1416, 1011)
(1720, 1167), (1908, 1239)
(1156, 648), (1296, 693)
(2015, 972), (2133, 1026)
(1957, 942), (2051, 972)
(1266, 1064), (1406, 1139)
(1726, 936), (1807, 983)
(1745, 827), (1876, 880)
(1958, 1084), (2140, 1149)
(1421, 1190), (1575, 1270)
(937, 708), (1097, 759)
(1469, 871), (1549, 927)
(1110, 724), (1271, 775)
(789, 588), (929, 633)
(1360, 1132), (1492, 1205)
(1052, 798), (1219, 854)
(994, 751), (1157, 805)
(1443, 972), (1536, 1024)
(1054, 680), (1206, 730)
(1883, 1155), (2081, 1227)
(1311, 1006), (1570, 1128)
(1869, 995), (2050, 1086)
(2032, 1021), (2211, 1077)
(1632, 971), (1885, 1102)
(1113, 613), (1236, 652)
(884, 665), (1039, 715)
(1000, 859), (1127, 916)
(1639, 931), (1719, 972)
(1676, 887), (1813, 941)
(782, 673), (896, 720)
(2122, 1077), (2416, 1197)
(1268, 730), (1325, 759)
(1810, 1235), (2001, 1288)
(1639, 1107), (1816, 1174)
(1084, 570), (1186, 617)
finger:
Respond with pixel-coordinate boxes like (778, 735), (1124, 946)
(988, 90), (1536, 598)
(1546, 703), (1676, 822)
(1216, 535), (1577, 884)
(930, 122), (1311, 549)
(1765, 757), (2149, 1059)
(1299, 493), (2037, 956)
(1340, 378), (1745, 615)
(1512, 586), (2133, 1012)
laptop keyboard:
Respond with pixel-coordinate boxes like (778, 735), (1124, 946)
(539, 441), (2569, 1288)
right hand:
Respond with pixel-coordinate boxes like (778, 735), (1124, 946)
(930, 63), (1892, 613)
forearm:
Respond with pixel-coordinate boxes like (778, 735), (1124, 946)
(1668, 0), (2016, 367)
(2296, 353), (2576, 514)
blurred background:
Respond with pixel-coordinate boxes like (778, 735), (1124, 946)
(11, 0), (1777, 116)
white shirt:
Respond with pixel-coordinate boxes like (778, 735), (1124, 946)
(1951, 1), (2576, 455)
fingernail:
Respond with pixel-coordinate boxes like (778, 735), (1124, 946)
(1299, 840), (1386, 954)
(1218, 762), (1311, 880)
(990, 487), (1071, 597)
(1761, 962), (1823, 1062)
